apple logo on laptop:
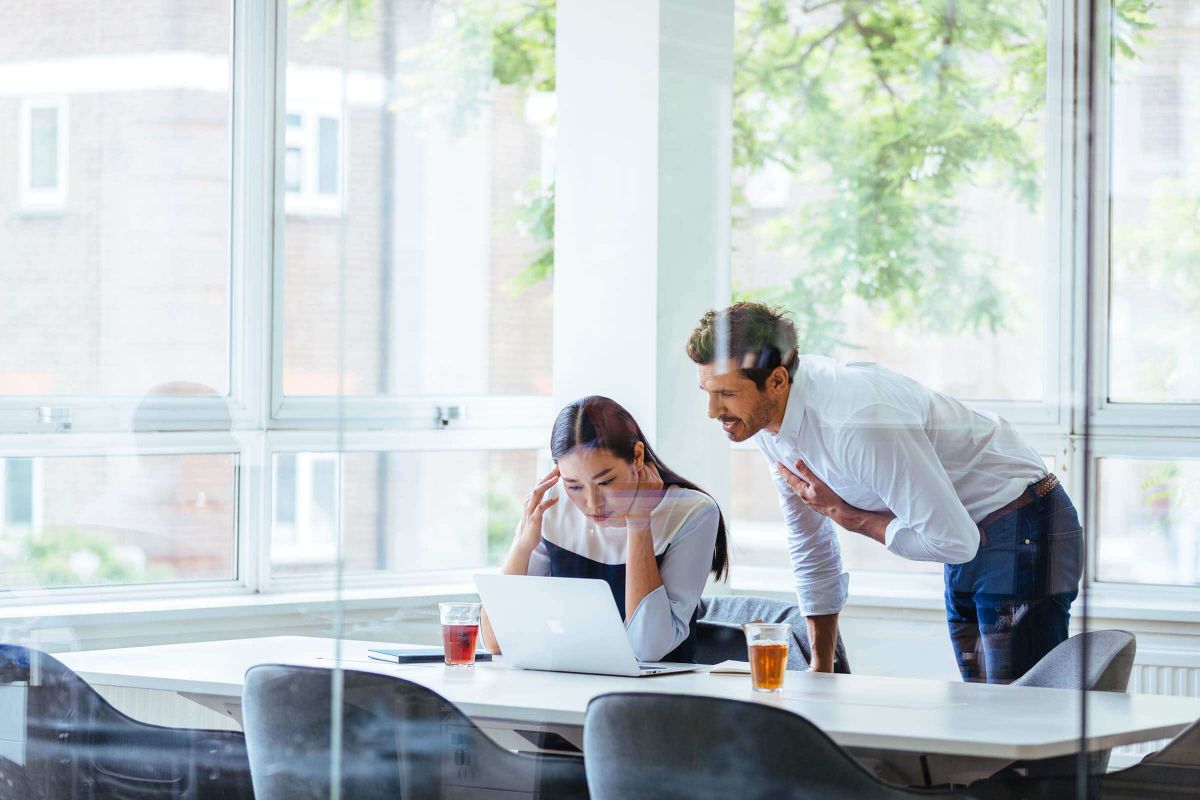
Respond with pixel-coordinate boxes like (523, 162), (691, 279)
(546, 618), (565, 635)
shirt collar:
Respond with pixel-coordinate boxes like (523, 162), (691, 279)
(773, 361), (807, 442)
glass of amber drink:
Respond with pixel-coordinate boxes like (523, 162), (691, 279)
(439, 602), (482, 667)
(743, 622), (790, 694)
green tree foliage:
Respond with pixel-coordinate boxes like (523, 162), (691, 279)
(5, 527), (170, 589)
(302, 0), (1155, 353)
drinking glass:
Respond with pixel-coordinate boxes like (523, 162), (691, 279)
(744, 622), (790, 693)
(439, 602), (482, 667)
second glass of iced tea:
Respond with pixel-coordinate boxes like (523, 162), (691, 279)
(439, 602), (482, 667)
(744, 622), (790, 693)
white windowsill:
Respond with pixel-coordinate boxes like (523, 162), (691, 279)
(0, 583), (478, 628)
(2, 571), (1199, 635)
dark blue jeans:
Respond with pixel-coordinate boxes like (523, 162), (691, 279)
(945, 483), (1083, 684)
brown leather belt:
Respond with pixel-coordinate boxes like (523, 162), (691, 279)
(977, 473), (1060, 530)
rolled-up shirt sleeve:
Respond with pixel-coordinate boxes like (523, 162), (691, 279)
(624, 502), (719, 662)
(839, 415), (979, 564)
(770, 463), (849, 616)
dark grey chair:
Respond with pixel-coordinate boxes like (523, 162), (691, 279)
(989, 630), (1136, 782)
(584, 692), (1014, 800)
(0, 643), (253, 800)
(242, 664), (588, 800)
(987, 719), (1200, 799)
(1012, 630), (1136, 693)
(695, 595), (851, 673)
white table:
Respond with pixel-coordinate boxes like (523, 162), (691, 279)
(59, 636), (1200, 784)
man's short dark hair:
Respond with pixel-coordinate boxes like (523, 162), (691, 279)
(686, 302), (799, 389)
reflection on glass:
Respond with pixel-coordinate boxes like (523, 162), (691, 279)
(0, 453), (237, 590)
(270, 449), (537, 577)
(1108, 0), (1200, 403)
(1097, 457), (1200, 586)
(1, 2), (232, 395)
(732, 1), (1047, 401)
(281, 1), (555, 397)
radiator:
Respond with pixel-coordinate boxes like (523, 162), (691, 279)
(1113, 656), (1200, 763)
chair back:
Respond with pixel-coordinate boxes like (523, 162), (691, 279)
(695, 595), (850, 673)
(583, 692), (997, 800)
(1012, 630), (1136, 692)
(242, 664), (587, 800)
(0, 644), (253, 800)
(1011, 630), (1136, 777)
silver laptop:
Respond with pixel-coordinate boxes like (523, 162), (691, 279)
(474, 574), (702, 677)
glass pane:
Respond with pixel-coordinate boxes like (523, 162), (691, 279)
(1108, 0), (1200, 403)
(1096, 457), (1200, 586)
(732, 2), (1048, 401)
(0, 453), (237, 590)
(281, 1), (555, 397)
(29, 107), (58, 188)
(270, 449), (537, 578)
(0, 2), (232, 396)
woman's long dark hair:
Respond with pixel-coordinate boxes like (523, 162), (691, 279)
(550, 395), (730, 581)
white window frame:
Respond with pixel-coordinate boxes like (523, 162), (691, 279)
(18, 96), (68, 212)
(4, 0), (1199, 611)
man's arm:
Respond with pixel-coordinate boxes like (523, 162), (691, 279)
(769, 462), (848, 673)
(805, 612), (840, 673)
(776, 418), (978, 564)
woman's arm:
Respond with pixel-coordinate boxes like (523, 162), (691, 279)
(625, 497), (720, 662)
(623, 463), (666, 624)
(480, 467), (559, 654)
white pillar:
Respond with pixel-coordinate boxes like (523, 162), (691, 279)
(554, 0), (733, 508)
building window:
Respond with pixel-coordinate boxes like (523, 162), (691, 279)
(2, 458), (36, 529)
(284, 109), (342, 215)
(19, 98), (67, 211)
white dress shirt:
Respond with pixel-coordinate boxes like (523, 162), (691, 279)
(754, 356), (1047, 616)
(527, 486), (719, 661)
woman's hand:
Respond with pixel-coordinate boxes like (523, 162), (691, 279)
(621, 462), (665, 531)
(517, 467), (560, 544)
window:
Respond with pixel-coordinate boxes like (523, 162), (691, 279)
(731, 1), (1053, 408)
(2, 0), (1197, 605)
(18, 97), (67, 210)
(1, 5), (232, 400)
(1106, 0), (1200, 405)
(0, 0), (555, 602)
(269, 449), (537, 581)
(278, 0), (556, 401)
(0, 453), (237, 591)
(1095, 456), (1200, 586)
(283, 109), (343, 214)
(1089, 0), (1200, 588)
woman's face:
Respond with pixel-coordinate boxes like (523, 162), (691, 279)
(556, 444), (643, 527)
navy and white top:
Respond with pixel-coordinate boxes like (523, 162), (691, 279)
(526, 486), (720, 663)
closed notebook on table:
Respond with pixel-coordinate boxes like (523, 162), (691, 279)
(368, 647), (492, 664)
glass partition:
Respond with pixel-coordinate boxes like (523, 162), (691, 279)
(4, 0), (1200, 798)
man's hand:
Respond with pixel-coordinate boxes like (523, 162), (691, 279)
(777, 459), (894, 545)
(776, 459), (846, 520)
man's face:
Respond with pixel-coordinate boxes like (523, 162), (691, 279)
(697, 359), (780, 443)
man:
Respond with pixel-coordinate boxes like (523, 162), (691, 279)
(687, 302), (1083, 682)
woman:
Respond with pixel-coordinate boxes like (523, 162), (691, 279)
(481, 396), (728, 663)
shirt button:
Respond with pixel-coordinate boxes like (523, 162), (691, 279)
(1024, 539), (1031, 545)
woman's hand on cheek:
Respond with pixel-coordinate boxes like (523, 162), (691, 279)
(623, 462), (665, 531)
